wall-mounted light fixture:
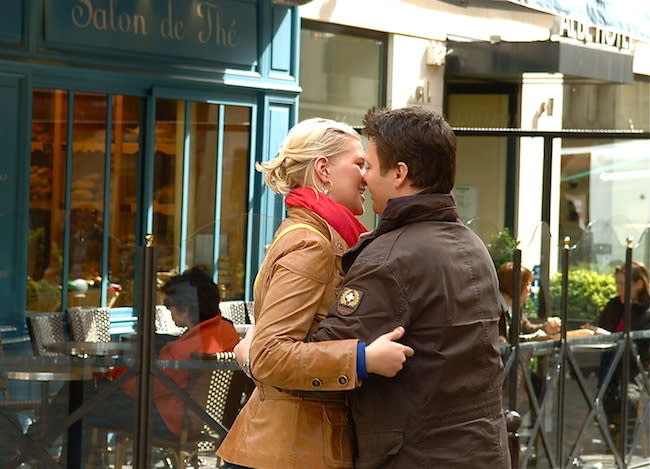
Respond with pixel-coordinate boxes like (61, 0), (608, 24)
(426, 42), (449, 66)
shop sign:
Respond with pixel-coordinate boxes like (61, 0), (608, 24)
(554, 17), (631, 51)
(44, 0), (258, 67)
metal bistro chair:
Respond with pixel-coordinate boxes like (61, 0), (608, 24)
(25, 312), (67, 357)
(112, 352), (254, 469)
(155, 305), (188, 336)
(219, 301), (252, 325)
(66, 307), (111, 343)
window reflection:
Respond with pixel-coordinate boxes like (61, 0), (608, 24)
(68, 92), (107, 308)
(185, 102), (219, 272)
(154, 101), (251, 300)
(108, 96), (141, 307)
(27, 89), (68, 312)
(153, 99), (184, 273)
(218, 106), (250, 299)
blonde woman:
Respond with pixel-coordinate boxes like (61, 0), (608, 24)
(217, 118), (413, 469)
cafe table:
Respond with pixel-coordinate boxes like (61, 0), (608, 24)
(44, 340), (137, 357)
(0, 355), (119, 469)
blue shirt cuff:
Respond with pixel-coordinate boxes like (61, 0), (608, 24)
(357, 341), (368, 379)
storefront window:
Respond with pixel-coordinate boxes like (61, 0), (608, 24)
(560, 79), (650, 271)
(447, 91), (515, 244)
(27, 90), (252, 312)
(153, 98), (185, 274)
(28, 89), (68, 312)
(299, 22), (385, 125)
(559, 138), (650, 270)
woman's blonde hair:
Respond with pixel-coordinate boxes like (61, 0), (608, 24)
(256, 118), (361, 194)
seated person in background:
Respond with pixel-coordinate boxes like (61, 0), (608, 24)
(496, 262), (561, 343)
(598, 261), (650, 433)
(29, 266), (239, 445)
(598, 261), (650, 335)
(113, 266), (240, 437)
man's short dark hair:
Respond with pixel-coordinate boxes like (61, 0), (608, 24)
(162, 266), (220, 324)
(362, 106), (456, 193)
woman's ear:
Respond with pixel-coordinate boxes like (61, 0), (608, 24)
(313, 156), (330, 184)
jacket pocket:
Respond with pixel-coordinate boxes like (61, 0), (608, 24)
(355, 430), (403, 468)
(322, 405), (353, 468)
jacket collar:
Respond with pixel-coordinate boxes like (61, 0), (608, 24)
(286, 206), (349, 257)
(375, 193), (458, 236)
(342, 193), (458, 272)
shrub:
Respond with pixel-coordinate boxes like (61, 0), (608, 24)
(549, 269), (616, 320)
(486, 228), (517, 270)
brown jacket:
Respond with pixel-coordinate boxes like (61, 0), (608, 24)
(313, 194), (510, 469)
(217, 206), (358, 469)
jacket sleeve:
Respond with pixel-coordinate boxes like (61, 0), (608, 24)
(598, 298), (619, 331)
(249, 237), (358, 391)
(311, 260), (408, 346)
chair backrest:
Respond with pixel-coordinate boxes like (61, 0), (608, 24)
(219, 301), (250, 325)
(186, 352), (254, 450)
(245, 301), (255, 324)
(67, 307), (111, 342)
(25, 312), (66, 356)
(154, 305), (187, 336)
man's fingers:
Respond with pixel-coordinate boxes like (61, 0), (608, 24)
(403, 345), (415, 357)
(383, 325), (405, 341)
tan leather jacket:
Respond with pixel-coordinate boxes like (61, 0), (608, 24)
(217, 207), (359, 469)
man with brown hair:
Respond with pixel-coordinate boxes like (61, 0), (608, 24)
(312, 106), (510, 468)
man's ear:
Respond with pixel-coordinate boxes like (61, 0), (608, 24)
(393, 162), (410, 189)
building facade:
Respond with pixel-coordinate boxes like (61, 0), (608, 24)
(299, 0), (650, 286)
(1, 0), (304, 331)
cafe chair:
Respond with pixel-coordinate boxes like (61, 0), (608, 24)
(245, 301), (255, 324)
(25, 312), (67, 357)
(219, 301), (251, 325)
(155, 305), (187, 336)
(66, 306), (111, 342)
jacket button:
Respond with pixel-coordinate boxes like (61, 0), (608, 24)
(311, 378), (322, 388)
(337, 375), (348, 386)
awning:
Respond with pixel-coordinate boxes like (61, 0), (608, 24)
(445, 40), (634, 83)
(504, 0), (650, 42)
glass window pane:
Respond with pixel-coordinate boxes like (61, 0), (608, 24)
(447, 93), (511, 243)
(153, 99), (185, 273)
(300, 28), (383, 124)
(218, 106), (251, 300)
(27, 89), (68, 312)
(559, 138), (650, 270)
(68, 92), (107, 308)
(185, 102), (218, 272)
(109, 95), (142, 307)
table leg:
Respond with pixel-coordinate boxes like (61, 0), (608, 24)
(66, 379), (83, 469)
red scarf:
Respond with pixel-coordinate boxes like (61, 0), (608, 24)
(285, 187), (368, 248)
